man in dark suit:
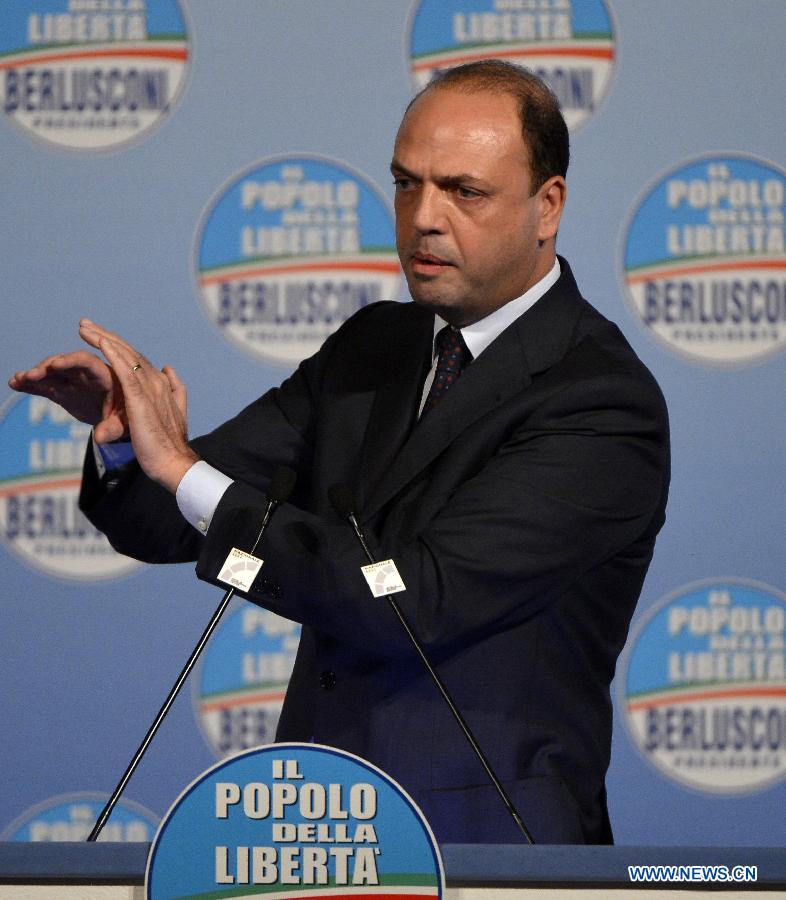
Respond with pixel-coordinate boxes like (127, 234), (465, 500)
(9, 62), (669, 844)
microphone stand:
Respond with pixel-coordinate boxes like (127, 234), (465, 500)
(87, 467), (295, 841)
(328, 484), (534, 844)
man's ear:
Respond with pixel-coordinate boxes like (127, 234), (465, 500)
(537, 176), (567, 243)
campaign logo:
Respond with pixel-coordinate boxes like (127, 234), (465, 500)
(146, 744), (444, 899)
(0, 394), (139, 580)
(195, 604), (301, 758)
(1, 792), (159, 842)
(621, 154), (786, 366)
(620, 578), (786, 794)
(0, 0), (189, 152)
(194, 155), (400, 367)
(407, 0), (616, 131)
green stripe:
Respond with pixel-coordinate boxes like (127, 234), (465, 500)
(202, 682), (289, 702)
(199, 248), (397, 276)
(0, 35), (186, 60)
(625, 251), (766, 274)
(626, 680), (758, 701)
(573, 31), (613, 41)
(175, 871), (438, 900)
(411, 33), (612, 60)
(149, 33), (189, 42)
(0, 469), (81, 487)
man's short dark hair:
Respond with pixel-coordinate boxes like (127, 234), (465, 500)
(410, 59), (570, 194)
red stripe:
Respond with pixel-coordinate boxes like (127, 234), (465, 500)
(201, 691), (288, 712)
(200, 260), (400, 285)
(0, 476), (81, 498)
(0, 46), (188, 71)
(413, 45), (613, 72)
(628, 685), (786, 713)
(627, 258), (786, 285)
(271, 894), (437, 900)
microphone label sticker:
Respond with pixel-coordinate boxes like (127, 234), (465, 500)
(361, 560), (407, 597)
(0, 0), (190, 152)
(620, 578), (786, 795)
(1, 792), (159, 842)
(195, 605), (301, 758)
(621, 154), (786, 366)
(146, 743), (444, 898)
(407, 0), (616, 131)
(195, 155), (400, 367)
(0, 395), (139, 581)
(218, 548), (264, 592)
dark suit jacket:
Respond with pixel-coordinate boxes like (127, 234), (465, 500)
(82, 258), (670, 845)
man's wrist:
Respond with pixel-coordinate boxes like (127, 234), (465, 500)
(158, 449), (201, 495)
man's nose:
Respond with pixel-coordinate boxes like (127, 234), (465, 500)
(412, 185), (445, 234)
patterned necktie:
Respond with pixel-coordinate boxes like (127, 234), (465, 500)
(420, 325), (472, 418)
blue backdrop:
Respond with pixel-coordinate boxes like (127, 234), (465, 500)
(0, 0), (783, 847)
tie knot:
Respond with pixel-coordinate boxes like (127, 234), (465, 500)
(420, 326), (472, 418)
(435, 325), (471, 365)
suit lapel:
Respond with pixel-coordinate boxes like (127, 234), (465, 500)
(360, 323), (530, 520)
(359, 257), (587, 522)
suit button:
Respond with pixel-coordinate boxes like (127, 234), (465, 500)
(319, 670), (337, 690)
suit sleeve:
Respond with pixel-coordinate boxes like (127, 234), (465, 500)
(79, 367), (319, 563)
(194, 341), (670, 659)
(78, 305), (366, 563)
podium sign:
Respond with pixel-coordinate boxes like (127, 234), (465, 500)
(146, 743), (444, 899)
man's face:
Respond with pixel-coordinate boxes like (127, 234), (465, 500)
(392, 87), (564, 327)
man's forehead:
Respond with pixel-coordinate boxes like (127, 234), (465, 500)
(397, 87), (521, 139)
(393, 87), (527, 169)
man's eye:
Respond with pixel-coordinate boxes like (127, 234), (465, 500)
(393, 178), (412, 191)
(457, 186), (481, 199)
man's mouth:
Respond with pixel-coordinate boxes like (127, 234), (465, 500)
(411, 252), (451, 273)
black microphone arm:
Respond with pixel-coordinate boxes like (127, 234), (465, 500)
(327, 484), (534, 845)
(87, 466), (297, 842)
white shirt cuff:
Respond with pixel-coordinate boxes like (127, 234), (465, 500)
(176, 460), (234, 535)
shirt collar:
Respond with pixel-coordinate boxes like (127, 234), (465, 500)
(432, 257), (561, 361)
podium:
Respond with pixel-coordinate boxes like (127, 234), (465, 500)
(2, 842), (786, 898)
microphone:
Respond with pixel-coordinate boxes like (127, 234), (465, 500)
(328, 483), (535, 845)
(87, 466), (296, 842)
(328, 483), (374, 559)
(249, 466), (297, 552)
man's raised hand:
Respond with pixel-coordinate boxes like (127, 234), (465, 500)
(8, 348), (127, 441)
(9, 320), (198, 494)
(77, 319), (198, 493)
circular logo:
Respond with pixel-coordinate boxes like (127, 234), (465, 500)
(195, 604), (301, 758)
(1, 792), (159, 842)
(621, 154), (786, 366)
(0, 0), (190, 152)
(620, 578), (786, 795)
(0, 394), (139, 580)
(194, 155), (400, 367)
(407, 0), (616, 132)
(146, 744), (445, 898)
